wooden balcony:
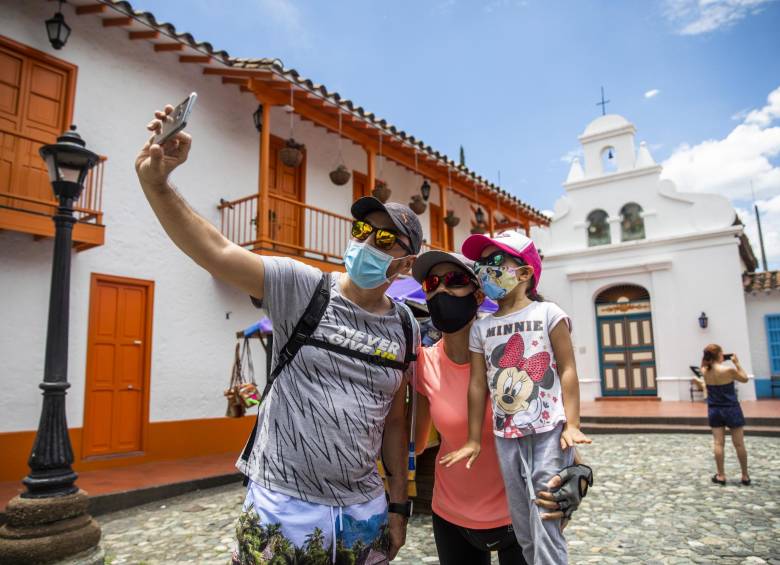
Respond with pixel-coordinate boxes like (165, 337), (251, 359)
(219, 193), (455, 270)
(0, 130), (106, 251)
(219, 193), (351, 271)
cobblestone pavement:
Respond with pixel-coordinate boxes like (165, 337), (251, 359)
(99, 434), (780, 564)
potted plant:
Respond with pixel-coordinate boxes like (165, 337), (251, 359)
(409, 194), (427, 215)
(372, 181), (391, 203)
(329, 164), (351, 186)
(444, 210), (460, 227)
(279, 138), (304, 168)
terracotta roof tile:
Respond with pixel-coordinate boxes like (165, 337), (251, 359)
(100, 1), (232, 62)
(743, 271), (780, 293)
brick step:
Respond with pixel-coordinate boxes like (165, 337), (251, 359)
(581, 422), (780, 437)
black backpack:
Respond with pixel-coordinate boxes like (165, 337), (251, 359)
(240, 272), (417, 467)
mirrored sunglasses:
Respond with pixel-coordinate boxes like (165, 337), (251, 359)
(351, 220), (413, 254)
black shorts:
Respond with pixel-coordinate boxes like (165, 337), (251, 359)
(431, 511), (527, 565)
(708, 405), (745, 429)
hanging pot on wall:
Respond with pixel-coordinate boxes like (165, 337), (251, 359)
(329, 164), (351, 186)
(372, 182), (391, 203)
(409, 194), (427, 215)
(444, 210), (460, 227)
(280, 138), (305, 168)
(470, 222), (487, 235)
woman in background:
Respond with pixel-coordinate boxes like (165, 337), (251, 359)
(700, 344), (750, 486)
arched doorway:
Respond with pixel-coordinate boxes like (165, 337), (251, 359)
(595, 284), (657, 396)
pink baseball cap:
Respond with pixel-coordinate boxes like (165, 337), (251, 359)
(462, 230), (543, 293)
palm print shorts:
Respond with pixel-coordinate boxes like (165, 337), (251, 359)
(233, 481), (390, 565)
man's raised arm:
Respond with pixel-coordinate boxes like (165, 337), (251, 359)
(135, 104), (265, 300)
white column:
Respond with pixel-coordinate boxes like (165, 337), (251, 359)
(608, 216), (621, 245)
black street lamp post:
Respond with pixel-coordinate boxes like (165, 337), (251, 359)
(24, 126), (99, 498)
(0, 126), (103, 564)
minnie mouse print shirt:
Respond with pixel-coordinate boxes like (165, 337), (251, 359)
(469, 301), (571, 438)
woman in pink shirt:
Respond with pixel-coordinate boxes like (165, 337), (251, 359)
(412, 251), (591, 565)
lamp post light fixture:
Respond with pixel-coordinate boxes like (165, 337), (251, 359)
(420, 179), (431, 202)
(46, 0), (71, 50)
(0, 126), (103, 564)
(253, 103), (264, 133)
(475, 206), (486, 225)
(698, 312), (709, 329)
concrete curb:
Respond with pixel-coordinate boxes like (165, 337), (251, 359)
(0, 473), (243, 526)
(89, 472), (243, 517)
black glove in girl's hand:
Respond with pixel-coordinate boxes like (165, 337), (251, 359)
(535, 464), (593, 522)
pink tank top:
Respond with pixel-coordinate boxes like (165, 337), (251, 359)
(416, 341), (511, 529)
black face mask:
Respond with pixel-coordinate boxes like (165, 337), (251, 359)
(427, 292), (479, 333)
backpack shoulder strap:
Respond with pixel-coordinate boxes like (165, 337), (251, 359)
(241, 272), (331, 467)
(397, 302), (417, 366)
(270, 272), (331, 381)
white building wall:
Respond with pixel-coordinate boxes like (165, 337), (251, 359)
(534, 174), (737, 254)
(540, 229), (756, 402)
(533, 113), (756, 401)
(746, 292), (780, 380)
(1, 1), (265, 432)
(1, 0), (468, 434)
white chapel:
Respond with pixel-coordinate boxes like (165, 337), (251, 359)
(532, 114), (758, 402)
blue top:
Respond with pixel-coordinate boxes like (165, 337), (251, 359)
(706, 381), (739, 408)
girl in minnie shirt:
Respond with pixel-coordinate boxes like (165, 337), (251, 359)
(440, 230), (591, 565)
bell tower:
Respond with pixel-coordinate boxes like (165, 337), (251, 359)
(578, 114), (638, 178)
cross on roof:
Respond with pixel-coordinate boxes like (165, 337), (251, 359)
(596, 86), (610, 116)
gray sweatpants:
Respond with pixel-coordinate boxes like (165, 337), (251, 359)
(494, 424), (574, 565)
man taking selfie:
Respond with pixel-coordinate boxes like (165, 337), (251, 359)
(136, 105), (420, 564)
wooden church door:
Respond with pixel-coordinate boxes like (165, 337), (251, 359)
(595, 285), (657, 397)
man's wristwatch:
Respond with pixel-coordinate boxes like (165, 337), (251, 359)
(388, 501), (412, 518)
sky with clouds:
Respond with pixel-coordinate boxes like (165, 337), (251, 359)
(131, 0), (780, 268)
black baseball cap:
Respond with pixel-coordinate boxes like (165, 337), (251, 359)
(351, 197), (424, 254)
(412, 251), (478, 284)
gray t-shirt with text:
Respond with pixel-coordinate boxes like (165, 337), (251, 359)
(236, 257), (417, 506)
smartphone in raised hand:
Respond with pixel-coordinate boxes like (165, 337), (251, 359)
(154, 92), (197, 145)
(723, 353), (733, 361)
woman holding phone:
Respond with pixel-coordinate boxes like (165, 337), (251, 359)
(411, 251), (592, 565)
(700, 344), (751, 486)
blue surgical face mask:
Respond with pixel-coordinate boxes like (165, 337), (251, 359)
(344, 240), (400, 289)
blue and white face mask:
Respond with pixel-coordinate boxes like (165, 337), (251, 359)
(344, 240), (399, 289)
